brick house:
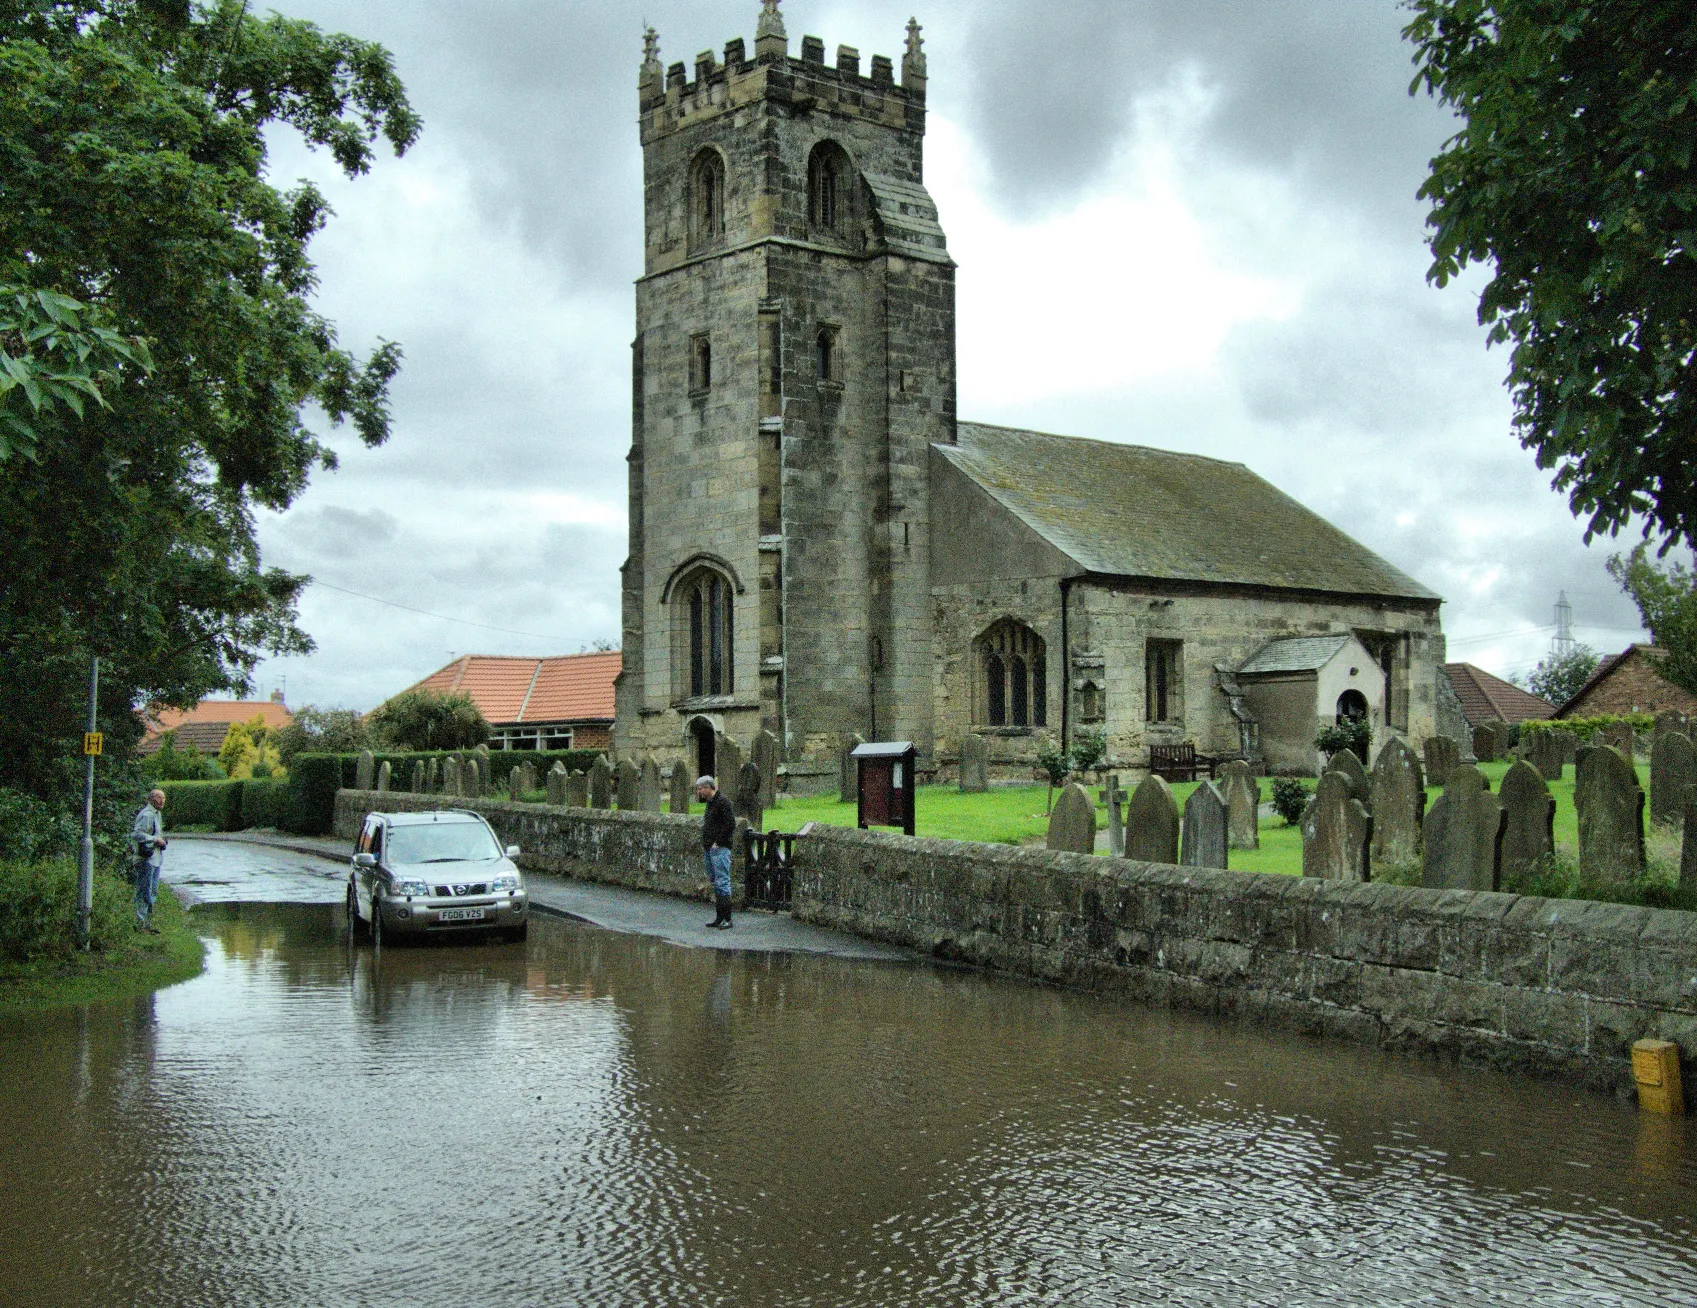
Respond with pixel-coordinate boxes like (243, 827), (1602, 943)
(1441, 662), (1556, 729)
(393, 653), (619, 751)
(1556, 645), (1697, 719)
(139, 693), (293, 755)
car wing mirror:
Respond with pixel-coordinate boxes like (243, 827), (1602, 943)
(354, 852), (376, 868)
(505, 845), (521, 859)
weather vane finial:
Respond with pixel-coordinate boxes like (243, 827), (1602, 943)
(758, 0), (786, 40)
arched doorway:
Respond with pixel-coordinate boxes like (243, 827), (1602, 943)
(687, 717), (716, 782)
(1336, 689), (1368, 723)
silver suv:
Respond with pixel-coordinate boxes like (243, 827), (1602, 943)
(349, 809), (529, 944)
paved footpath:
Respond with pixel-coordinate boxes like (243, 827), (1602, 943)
(172, 832), (912, 962)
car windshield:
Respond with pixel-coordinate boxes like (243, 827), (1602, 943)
(386, 821), (502, 866)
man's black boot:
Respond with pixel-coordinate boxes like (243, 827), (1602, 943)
(718, 894), (733, 929)
(706, 896), (725, 929)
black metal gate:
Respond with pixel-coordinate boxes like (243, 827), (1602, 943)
(742, 828), (797, 909)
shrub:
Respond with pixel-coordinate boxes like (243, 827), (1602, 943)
(159, 780), (244, 831)
(281, 754), (345, 835)
(275, 706), (372, 764)
(368, 690), (489, 752)
(138, 732), (223, 781)
(0, 858), (136, 966)
(1270, 777), (1311, 826)
(1315, 719), (1371, 761)
(0, 788), (80, 862)
(1519, 713), (1656, 743)
(1069, 728), (1107, 774)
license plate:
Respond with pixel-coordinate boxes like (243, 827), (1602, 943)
(437, 907), (486, 923)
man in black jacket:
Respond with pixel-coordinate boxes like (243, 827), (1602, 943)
(696, 775), (736, 929)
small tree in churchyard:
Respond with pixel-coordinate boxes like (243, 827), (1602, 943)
(1035, 737), (1069, 814)
(1069, 727), (1108, 777)
(369, 690), (490, 753)
(1315, 719), (1371, 764)
(1271, 778), (1311, 827)
(275, 706), (373, 764)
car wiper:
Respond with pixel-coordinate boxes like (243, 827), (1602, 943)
(417, 857), (468, 864)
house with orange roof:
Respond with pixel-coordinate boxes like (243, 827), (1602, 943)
(392, 653), (619, 751)
(1441, 662), (1555, 729)
(139, 692), (294, 755)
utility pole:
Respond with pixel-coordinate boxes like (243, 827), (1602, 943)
(1553, 591), (1575, 658)
(78, 656), (101, 950)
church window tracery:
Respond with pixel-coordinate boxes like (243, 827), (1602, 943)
(673, 567), (735, 701)
(976, 620), (1046, 728)
(689, 148), (726, 252)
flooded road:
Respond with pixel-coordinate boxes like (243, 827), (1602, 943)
(3, 846), (1696, 1306)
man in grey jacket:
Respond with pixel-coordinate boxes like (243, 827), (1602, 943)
(131, 789), (168, 932)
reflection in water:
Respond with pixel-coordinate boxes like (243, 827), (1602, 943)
(2, 903), (1694, 1306)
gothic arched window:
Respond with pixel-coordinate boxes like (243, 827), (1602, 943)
(976, 619), (1046, 728)
(689, 149), (726, 252)
(808, 140), (856, 235)
(672, 566), (735, 700)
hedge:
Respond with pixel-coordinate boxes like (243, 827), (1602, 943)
(159, 780), (244, 831)
(279, 748), (606, 836)
(240, 779), (288, 830)
(1519, 713), (1657, 743)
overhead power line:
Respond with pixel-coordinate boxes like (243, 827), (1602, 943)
(308, 580), (571, 643)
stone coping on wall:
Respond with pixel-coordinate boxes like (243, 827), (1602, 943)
(333, 789), (735, 904)
(789, 825), (1697, 1098)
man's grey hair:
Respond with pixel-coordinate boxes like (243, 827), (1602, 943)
(695, 776), (716, 789)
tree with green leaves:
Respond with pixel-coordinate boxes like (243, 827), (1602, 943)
(368, 690), (490, 753)
(1405, 1), (1697, 549)
(1608, 545), (1697, 694)
(0, 0), (418, 808)
(274, 705), (373, 765)
(1520, 645), (1601, 706)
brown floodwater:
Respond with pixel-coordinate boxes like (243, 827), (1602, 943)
(3, 901), (1695, 1306)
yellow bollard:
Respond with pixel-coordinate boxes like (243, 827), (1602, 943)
(1631, 1039), (1685, 1115)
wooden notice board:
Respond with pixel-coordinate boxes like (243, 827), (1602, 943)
(852, 741), (917, 836)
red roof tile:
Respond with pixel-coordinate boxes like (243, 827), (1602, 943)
(139, 699), (294, 755)
(392, 653), (618, 726)
(1443, 663), (1556, 727)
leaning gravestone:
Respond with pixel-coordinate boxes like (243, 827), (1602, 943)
(669, 761), (693, 814)
(717, 735), (745, 796)
(546, 761), (567, 806)
(1326, 748), (1371, 805)
(959, 734), (989, 794)
(752, 730), (781, 811)
(1577, 745), (1646, 882)
(566, 770), (589, 807)
(1649, 730), (1695, 826)
(1369, 738), (1425, 870)
(1123, 774), (1179, 865)
(1217, 761), (1259, 851)
(355, 749), (375, 791)
(1181, 782), (1229, 870)
(1597, 721), (1636, 759)
(735, 761), (764, 830)
(1046, 782), (1096, 854)
(588, 756), (613, 809)
(839, 733), (865, 802)
(1421, 765), (1503, 891)
(1499, 759), (1555, 882)
(1423, 736), (1461, 788)
(1301, 771), (1371, 881)
(639, 755), (663, 812)
(376, 761), (391, 794)
(409, 760), (425, 794)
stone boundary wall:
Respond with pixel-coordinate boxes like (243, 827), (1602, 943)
(790, 826), (1697, 1097)
(333, 789), (733, 904)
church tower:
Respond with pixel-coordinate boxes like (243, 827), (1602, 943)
(615, 3), (956, 787)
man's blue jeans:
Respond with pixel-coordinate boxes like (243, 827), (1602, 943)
(134, 859), (160, 925)
(705, 845), (732, 898)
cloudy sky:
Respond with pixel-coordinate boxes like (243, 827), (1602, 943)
(252, 0), (1658, 712)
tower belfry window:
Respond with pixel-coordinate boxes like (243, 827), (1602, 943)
(689, 149), (726, 252)
(808, 141), (852, 235)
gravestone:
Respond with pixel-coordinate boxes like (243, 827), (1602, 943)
(1551, 728), (1579, 770)
(376, 761), (391, 794)
(410, 761), (425, 793)
(1649, 730), (1695, 826)
(524, 761), (540, 793)
(566, 770), (589, 807)
(588, 756), (613, 809)
(1423, 736), (1461, 788)
(355, 749), (375, 791)
(1046, 782), (1096, 854)
(452, 757), (471, 798)
(1576, 745), (1646, 882)
(1499, 759), (1555, 882)
(1301, 771), (1371, 881)
(508, 766), (524, 802)
(639, 755), (663, 812)
(425, 757), (439, 793)
(735, 761), (764, 829)
(839, 733), (865, 802)
(1684, 790), (1697, 891)
(1472, 722), (1502, 764)
(473, 746), (491, 794)
(1216, 761), (1259, 851)
(670, 761), (693, 814)
(1421, 765), (1503, 891)
(717, 735), (745, 797)
(1325, 747), (1371, 805)
(1525, 730), (1566, 781)
(752, 730), (781, 811)
(1654, 710), (1689, 745)
(1181, 782), (1229, 870)
(1597, 722), (1636, 759)
(959, 734), (989, 794)
(615, 759), (640, 810)
(546, 761), (567, 807)
(1369, 738), (1424, 870)
(1123, 775), (1179, 865)
(1099, 773), (1125, 857)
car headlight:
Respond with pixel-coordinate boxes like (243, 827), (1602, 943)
(491, 874), (520, 893)
(392, 879), (430, 897)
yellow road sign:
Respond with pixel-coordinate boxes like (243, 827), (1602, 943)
(83, 732), (103, 756)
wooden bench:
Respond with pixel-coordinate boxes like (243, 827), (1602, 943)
(1149, 743), (1199, 782)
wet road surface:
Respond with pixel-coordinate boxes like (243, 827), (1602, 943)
(2, 842), (1694, 1306)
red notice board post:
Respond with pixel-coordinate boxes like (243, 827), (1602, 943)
(852, 741), (917, 836)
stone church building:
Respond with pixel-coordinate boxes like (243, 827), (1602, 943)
(614, 4), (1445, 788)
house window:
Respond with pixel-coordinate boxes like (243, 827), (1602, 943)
(675, 568), (734, 699)
(689, 149), (726, 251)
(976, 619), (1047, 728)
(690, 333), (712, 393)
(1145, 639), (1183, 723)
(815, 326), (841, 383)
